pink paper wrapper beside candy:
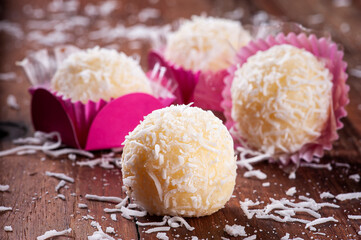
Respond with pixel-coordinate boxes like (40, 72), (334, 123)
(222, 32), (349, 165)
(20, 46), (175, 151)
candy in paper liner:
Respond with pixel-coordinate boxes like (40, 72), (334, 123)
(148, 50), (232, 112)
(20, 45), (176, 151)
(221, 32), (349, 165)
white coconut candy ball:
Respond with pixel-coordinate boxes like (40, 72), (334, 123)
(231, 44), (333, 156)
(164, 15), (251, 72)
(121, 105), (237, 217)
(51, 47), (152, 103)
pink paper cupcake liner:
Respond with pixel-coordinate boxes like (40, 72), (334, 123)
(221, 32), (349, 165)
(148, 50), (228, 112)
(21, 46), (175, 150)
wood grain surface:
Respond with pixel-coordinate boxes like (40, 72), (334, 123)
(1, 0), (361, 239)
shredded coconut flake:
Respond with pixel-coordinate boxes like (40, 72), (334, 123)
(348, 215), (361, 220)
(156, 232), (169, 240)
(305, 217), (338, 229)
(286, 187), (297, 196)
(244, 235), (257, 240)
(85, 194), (123, 203)
(145, 226), (171, 234)
(55, 180), (66, 192)
(349, 174), (360, 182)
(262, 182), (270, 187)
(224, 224), (247, 237)
(0, 72), (16, 81)
(105, 227), (115, 234)
(0, 206), (12, 212)
(88, 221), (115, 240)
(336, 192), (361, 201)
(78, 203), (88, 209)
(46, 171), (74, 183)
(300, 163), (332, 171)
(4, 226), (13, 232)
(36, 228), (72, 240)
(110, 214), (117, 221)
(320, 192), (335, 199)
(244, 170), (267, 180)
(7, 95), (19, 110)
(0, 184), (10, 191)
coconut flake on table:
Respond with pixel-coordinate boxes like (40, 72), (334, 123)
(0, 20), (24, 39)
(320, 192), (335, 199)
(110, 214), (117, 221)
(145, 227), (171, 234)
(0, 206), (12, 212)
(0, 72), (16, 81)
(349, 174), (360, 182)
(105, 227), (115, 234)
(85, 194), (123, 204)
(6, 94), (19, 110)
(0, 185), (10, 191)
(138, 8), (160, 22)
(46, 171), (74, 183)
(36, 228), (72, 240)
(300, 163), (332, 171)
(156, 232), (169, 240)
(334, 162), (351, 168)
(76, 156), (118, 169)
(136, 216), (169, 226)
(288, 172), (296, 179)
(333, 0), (352, 7)
(224, 224), (247, 237)
(243, 170), (267, 180)
(82, 214), (95, 220)
(4, 226), (13, 232)
(349, 68), (361, 78)
(244, 235), (257, 240)
(305, 217), (338, 229)
(262, 182), (270, 187)
(335, 192), (361, 201)
(286, 187), (297, 196)
(88, 221), (115, 240)
(55, 180), (66, 192)
(78, 203), (88, 209)
(56, 194), (66, 200)
(348, 215), (361, 220)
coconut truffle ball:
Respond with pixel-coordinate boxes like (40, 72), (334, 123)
(231, 44), (333, 156)
(121, 105), (237, 217)
(51, 47), (152, 103)
(164, 16), (251, 72)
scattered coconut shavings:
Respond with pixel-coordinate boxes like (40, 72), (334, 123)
(44, 148), (94, 158)
(305, 217), (338, 229)
(0, 72), (16, 81)
(289, 172), (296, 179)
(0, 206), (12, 212)
(224, 224), (247, 237)
(244, 235), (257, 240)
(349, 68), (361, 78)
(6, 95), (19, 110)
(286, 187), (297, 196)
(0, 184), (10, 191)
(137, 216), (169, 226)
(85, 194), (123, 203)
(236, 146), (270, 171)
(281, 233), (290, 239)
(300, 163), (332, 171)
(145, 227), (171, 234)
(336, 192), (361, 201)
(56, 194), (66, 200)
(320, 192), (335, 199)
(68, 154), (76, 161)
(167, 216), (195, 231)
(4, 226), (13, 232)
(334, 162), (351, 168)
(349, 174), (360, 182)
(156, 232), (169, 240)
(78, 203), (88, 209)
(115, 196), (128, 208)
(104, 208), (122, 213)
(76, 156), (117, 169)
(55, 180), (66, 192)
(0, 20), (24, 39)
(262, 182), (270, 187)
(46, 171), (74, 183)
(0, 132), (61, 158)
(88, 221), (115, 240)
(333, 0), (352, 7)
(36, 228), (72, 240)
(82, 214), (95, 220)
(110, 214), (117, 221)
(138, 8), (160, 22)
(244, 170), (267, 180)
(358, 226), (361, 236)
(120, 206), (147, 219)
(348, 215), (361, 220)
(105, 227), (115, 234)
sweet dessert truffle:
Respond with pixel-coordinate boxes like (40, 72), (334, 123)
(51, 47), (152, 103)
(164, 16), (251, 72)
(121, 105), (237, 217)
(231, 44), (333, 156)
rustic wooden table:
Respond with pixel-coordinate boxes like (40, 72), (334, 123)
(1, 0), (361, 239)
